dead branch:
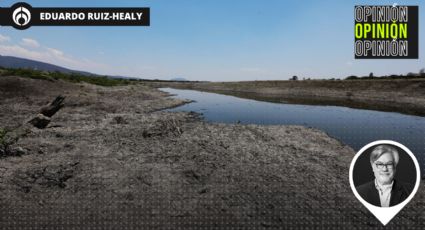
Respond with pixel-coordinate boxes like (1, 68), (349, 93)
(40, 95), (65, 117)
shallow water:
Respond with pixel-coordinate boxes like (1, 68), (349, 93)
(161, 88), (425, 169)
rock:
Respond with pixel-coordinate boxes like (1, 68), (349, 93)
(0, 146), (26, 157)
(28, 114), (51, 129)
(13, 147), (26, 156)
(198, 187), (208, 194)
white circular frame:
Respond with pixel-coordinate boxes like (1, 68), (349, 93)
(349, 140), (421, 225)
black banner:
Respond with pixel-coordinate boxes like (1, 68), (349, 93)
(0, 2), (150, 30)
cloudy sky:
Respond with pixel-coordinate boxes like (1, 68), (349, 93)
(0, 0), (424, 81)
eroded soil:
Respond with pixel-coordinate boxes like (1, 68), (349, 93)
(1, 76), (424, 229)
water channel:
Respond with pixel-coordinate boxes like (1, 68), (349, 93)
(161, 88), (425, 171)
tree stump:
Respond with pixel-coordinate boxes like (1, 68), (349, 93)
(28, 95), (65, 129)
(40, 95), (65, 117)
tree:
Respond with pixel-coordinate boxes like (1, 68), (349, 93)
(290, 76), (298, 81)
(407, 72), (417, 77)
(369, 72), (374, 78)
(420, 68), (425, 77)
(345, 75), (358, 80)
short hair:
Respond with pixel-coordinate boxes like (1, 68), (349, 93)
(370, 144), (399, 166)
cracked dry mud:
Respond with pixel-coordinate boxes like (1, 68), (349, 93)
(1, 76), (424, 229)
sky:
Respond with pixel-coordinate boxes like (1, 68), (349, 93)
(0, 0), (424, 81)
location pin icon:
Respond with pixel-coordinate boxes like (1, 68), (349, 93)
(349, 140), (421, 226)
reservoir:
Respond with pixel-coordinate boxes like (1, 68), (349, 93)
(161, 88), (425, 169)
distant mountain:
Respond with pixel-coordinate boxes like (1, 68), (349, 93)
(170, 77), (188, 81)
(0, 55), (184, 81)
(0, 55), (96, 76)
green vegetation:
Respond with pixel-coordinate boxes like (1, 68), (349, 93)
(345, 69), (425, 80)
(286, 69), (425, 81)
(0, 128), (7, 146)
(290, 76), (298, 81)
(0, 127), (23, 157)
(0, 67), (141, 86)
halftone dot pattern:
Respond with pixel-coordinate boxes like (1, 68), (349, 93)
(165, 88), (425, 176)
(1, 178), (425, 229)
(1, 86), (425, 229)
(2, 139), (425, 230)
(160, 88), (425, 228)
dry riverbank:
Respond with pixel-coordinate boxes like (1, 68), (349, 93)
(147, 79), (425, 116)
(1, 76), (424, 229)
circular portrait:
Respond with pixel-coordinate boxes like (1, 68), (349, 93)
(351, 141), (418, 208)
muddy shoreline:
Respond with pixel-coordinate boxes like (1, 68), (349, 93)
(147, 80), (425, 116)
(1, 76), (424, 229)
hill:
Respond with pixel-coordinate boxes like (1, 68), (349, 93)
(0, 55), (96, 76)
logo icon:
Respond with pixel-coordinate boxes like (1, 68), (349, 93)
(13, 6), (31, 26)
(11, 2), (33, 30)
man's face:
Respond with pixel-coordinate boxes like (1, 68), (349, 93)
(372, 153), (396, 185)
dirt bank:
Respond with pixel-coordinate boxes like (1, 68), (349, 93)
(147, 79), (425, 116)
(0, 76), (424, 229)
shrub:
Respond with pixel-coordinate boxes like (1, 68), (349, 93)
(345, 75), (358, 80)
(0, 128), (11, 155)
(0, 67), (134, 87)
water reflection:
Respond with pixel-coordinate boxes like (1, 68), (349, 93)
(161, 88), (425, 170)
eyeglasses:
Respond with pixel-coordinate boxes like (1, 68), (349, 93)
(375, 162), (394, 170)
